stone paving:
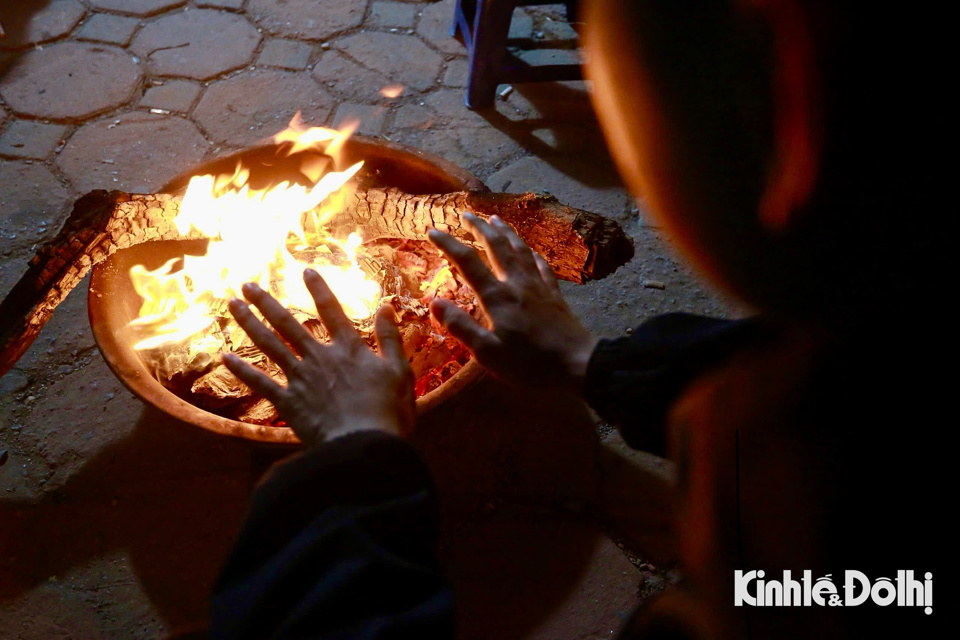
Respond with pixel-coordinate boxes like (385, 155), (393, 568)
(1, 1), (740, 638)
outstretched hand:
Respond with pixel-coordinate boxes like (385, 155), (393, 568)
(428, 214), (598, 395)
(222, 269), (415, 447)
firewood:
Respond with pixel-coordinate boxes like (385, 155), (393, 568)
(329, 188), (634, 284)
(237, 397), (280, 425)
(0, 187), (633, 377)
(0, 191), (203, 376)
(191, 364), (253, 403)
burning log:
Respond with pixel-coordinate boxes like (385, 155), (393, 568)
(0, 187), (633, 377)
(0, 191), (201, 377)
(329, 188), (634, 283)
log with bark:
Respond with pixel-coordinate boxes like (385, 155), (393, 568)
(0, 187), (634, 377)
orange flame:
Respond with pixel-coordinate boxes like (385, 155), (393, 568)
(129, 114), (380, 357)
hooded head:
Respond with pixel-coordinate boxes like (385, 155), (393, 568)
(583, 0), (947, 327)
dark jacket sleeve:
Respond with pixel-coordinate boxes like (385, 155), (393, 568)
(211, 430), (454, 640)
(584, 313), (763, 456)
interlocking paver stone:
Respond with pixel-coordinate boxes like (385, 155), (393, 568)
(369, 2), (417, 29)
(424, 89), (490, 128)
(86, 0), (187, 17)
(0, 52), (16, 78)
(542, 16), (579, 41)
(487, 156), (631, 216)
(455, 126), (523, 166)
(332, 103), (385, 136)
(498, 83), (597, 123)
(257, 39), (314, 71)
(442, 58), (469, 87)
(139, 79), (202, 113)
(196, 0), (246, 8)
(509, 10), (534, 39)
(0, 0), (87, 51)
(518, 48), (580, 67)
(249, 0), (366, 41)
(418, 0), (464, 55)
(335, 32), (442, 92)
(76, 13), (142, 47)
(0, 162), (72, 247)
(0, 120), (70, 160)
(0, 42), (141, 121)
(193, 69), (333, 147)
(399, 127), (472, 172)
(311, 51), (391, 102)
(390, 104), (436, 131)
(131, 10), (260, 81)
(57, 112), (210, 193)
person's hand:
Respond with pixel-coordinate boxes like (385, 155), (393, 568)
(428, 213), (599, 395)
(222, 269), (415, 447)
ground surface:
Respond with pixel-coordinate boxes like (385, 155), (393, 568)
(1, 2), (743, 638)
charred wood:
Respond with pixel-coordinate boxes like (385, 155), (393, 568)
(0, 187), (633, 377)
(0, 191), (201, 376)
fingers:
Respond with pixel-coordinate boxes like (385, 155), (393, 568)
(241, 283), (315, 354)
(461, 214), (514, 279)
(488, 215), (540, 275)
(430, 298), (499, 358)
(462, 214), (531, 282)
(533, 252), (563, 296)
(428, 228), (501, 299)
(228, 298), (301, 373)
(374, 304), (408, 371)
(303, 268), (358, 343)
(223, 352), (285, 405)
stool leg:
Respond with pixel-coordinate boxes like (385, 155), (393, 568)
(465, 0), (515, 109)
(452, 0), (477, 39)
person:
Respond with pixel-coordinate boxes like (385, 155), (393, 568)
(210, 1), (946, 638)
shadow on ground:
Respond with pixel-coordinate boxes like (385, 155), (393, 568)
(414, 375), (674, 639)
(0, 1), (55, 77)
(2, 374), (673, 638)
(480, 81), (624, 191)
(0, 406), (258, 629)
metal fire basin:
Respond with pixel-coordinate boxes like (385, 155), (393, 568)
(88, 137), (487, 445)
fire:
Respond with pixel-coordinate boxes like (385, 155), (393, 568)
(129, 115), (381, 364)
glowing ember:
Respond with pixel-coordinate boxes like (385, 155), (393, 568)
(128, 114), (380, 360)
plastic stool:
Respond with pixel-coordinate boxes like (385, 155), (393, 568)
(452, 0), (582, 109)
